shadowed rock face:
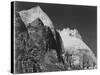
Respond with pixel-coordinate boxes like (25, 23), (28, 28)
(15, 13), (65, 73)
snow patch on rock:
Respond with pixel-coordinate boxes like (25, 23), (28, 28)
(19, 6), (54, 29)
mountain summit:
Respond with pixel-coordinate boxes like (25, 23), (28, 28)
(19, 6), (54, 29)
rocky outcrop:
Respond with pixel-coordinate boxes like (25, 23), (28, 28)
(59, 28), (97, 69)
(15, 13), (65, 73)
(18, 6), (54, 30)
(15, 6), (97, 73)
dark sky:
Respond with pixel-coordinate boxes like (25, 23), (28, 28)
(14, 1), (97, 56)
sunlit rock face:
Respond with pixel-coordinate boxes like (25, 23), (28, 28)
(15, 6), (97, 73)
(58, 28), (89, 50)
(19, 6), (54, 29)
(59, 28), (97, 69)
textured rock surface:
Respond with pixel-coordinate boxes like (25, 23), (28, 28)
(19, 6), (54, 29)
(15, 14), (65, 73)
(15, 6), (97, 74)
(59, 28), (97, 70)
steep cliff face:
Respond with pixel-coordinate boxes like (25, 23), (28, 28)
(15, 16), (47, 73)
(59, 28), (97, 69)
(15, 13), (65, 73)
(15, 6), (97, 73)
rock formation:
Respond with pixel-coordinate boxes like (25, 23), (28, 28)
(15, 6), (97, 73)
